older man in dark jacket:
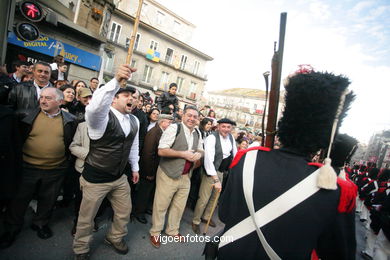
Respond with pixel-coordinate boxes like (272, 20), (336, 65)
(0, 87), (77, 248)
(133, 114), (173, 224)
(8, 61), (52, 118)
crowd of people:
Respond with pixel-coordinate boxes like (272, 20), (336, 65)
(0, 58), (267, 259)
(1, 57), (389, 259)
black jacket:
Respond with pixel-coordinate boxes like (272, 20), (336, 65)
(0, 73), (17, 105)
(157, 92), (179, 112)
(8, 81), (46, 119)
(20, 107), (78, 159)
(132, 108), (148, 153)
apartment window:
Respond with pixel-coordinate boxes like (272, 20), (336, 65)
(179, 55), (187, 70)
(176, 76), (184, 93)
(104, 51), (114, 72)
(141, 3), (148, 16)
(108, 22), (121, 43)
(134, 33), (141, 50)
(149, 40), (158, 51)
(165, 48), (173, 63)
(142, 65), (153, 83)
(156, 11), (165, 25)
(189, 81), (197, 93)
(193, 60), (200, 74)
(125, 38), (130, 48)
(173, 21), (181, 34)
(130, 59), (137, 68)
(160, 71), (170, 90)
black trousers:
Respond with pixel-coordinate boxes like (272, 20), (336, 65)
(6, 165), (65, 233)
(134, 177), (155, 216)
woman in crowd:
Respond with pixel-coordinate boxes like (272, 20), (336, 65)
(74, 81), (88, 101)
(198, 117), (213, 140)
(59, 84), (75, 112)
(147, 108), (160, 132)
(206, 110), (218, 126)
(237, 139), (249, 150)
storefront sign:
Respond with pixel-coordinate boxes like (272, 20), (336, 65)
(7, 32), (101, 71)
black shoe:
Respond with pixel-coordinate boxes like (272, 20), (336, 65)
(104, 237), (128, 255)
(360, 251), (373, 260)
(93, 221), (99, 232)
(74, 253), (90, 260)
(192, 223), (200, 234)
(135, 215), (147, 224)
(0, 232), (16, 249)
(71, 222), (77, 237)
(31, 224), (53, 239)
(145, 209), (152, 215)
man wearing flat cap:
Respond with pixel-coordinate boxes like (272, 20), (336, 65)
(133, 114), (174, 224)
(192, 118), (237, 234)
(73, 64), (139, 259)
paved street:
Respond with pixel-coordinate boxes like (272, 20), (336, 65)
(0, 204), (369, 260)
(0, 203), (223, 260)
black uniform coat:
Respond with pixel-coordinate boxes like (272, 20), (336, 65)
(218, 147), (349, 260)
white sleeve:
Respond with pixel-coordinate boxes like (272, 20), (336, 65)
(158, 124), (178, 149)
(128, 116), (140, 172)
(85, 78), (120, 140)
(204, 135), (217, 176)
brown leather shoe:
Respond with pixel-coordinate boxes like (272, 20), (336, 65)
(201, 218), (216, 227)
(192, 223), (200, 234)
(104, 237), (128, 255)
(150, 235), (160, 248)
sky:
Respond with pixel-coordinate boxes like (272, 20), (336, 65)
(157, 0), (390, 144)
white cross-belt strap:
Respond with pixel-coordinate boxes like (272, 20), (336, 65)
(242, 150), (281, 260)
(219, 150), (321, 254)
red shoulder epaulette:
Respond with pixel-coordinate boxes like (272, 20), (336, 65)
(337, 177), (357, 213)
(308, 162), (324, 168)
(229, 146), (271, 169)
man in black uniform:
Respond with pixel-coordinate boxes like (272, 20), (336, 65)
(218, 70), (356, 259)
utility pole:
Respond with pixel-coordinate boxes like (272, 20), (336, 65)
(0, 0), (16, 65)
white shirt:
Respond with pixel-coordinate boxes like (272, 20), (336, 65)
(12, 73), (21, 83)
(204, 133), (237, 176)
(58, 71), (64, 80)
(147, 121), (156, 132)
(85, 78), (140, 172)
(50, 63), (58, 70)
(158, 123), (203, 152)
(34, 81), (50, 100)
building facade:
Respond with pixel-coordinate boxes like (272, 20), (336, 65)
(102, 0), (213, 106)
(205, 88), (284, 132)
(363, 130), (390, 168)
(6, 0), (116, 82)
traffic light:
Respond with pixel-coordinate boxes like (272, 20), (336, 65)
(14, 0), (45, 41)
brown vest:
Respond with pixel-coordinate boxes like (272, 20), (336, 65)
(159, 123), (199, 179)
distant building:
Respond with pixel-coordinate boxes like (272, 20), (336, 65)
(102, 0), (213, 106)
(205, 88), (284, 132)
(364, 130), (390, 168)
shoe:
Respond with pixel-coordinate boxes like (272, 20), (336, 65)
(0, 232), (17, 249)
(360, 251), (373, 260)
(104, 237), (128, 255)
(30, 224), (53, 239)
(192, 223), (200, 234)
(150, 235), (160, 248)
(201, 218), (216, 228)
(71, 222), (77, 237)
(145, 209), (153, 215)
(93, 221), (99, 232)
(167, 233), (186, 243)
(135, 215), (147, 224)
(74, 253), (90, 260)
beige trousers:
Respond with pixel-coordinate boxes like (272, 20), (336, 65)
(73, 174), (131, 254)
(150, 167), (190, 236)
(192, 171), (223, 225)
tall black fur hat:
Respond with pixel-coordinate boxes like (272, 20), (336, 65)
(330, 134), (358, 168)
(277, 71), (351, 155)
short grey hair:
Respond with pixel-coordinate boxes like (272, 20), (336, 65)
(41, 86), (64, 101)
